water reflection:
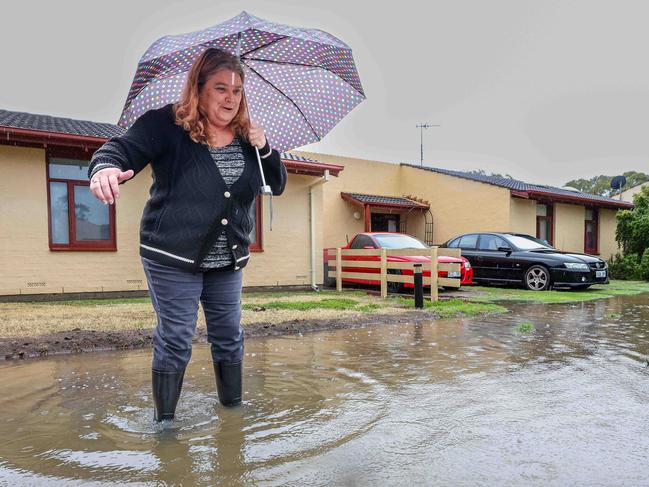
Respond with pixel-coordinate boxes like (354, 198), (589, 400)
(1, 293), (648, 485)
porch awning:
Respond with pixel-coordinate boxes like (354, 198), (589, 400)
(341, 192), (429, 210)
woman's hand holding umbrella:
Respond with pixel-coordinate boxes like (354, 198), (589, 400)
(247, 123), (267, 149)
(90, 168), (134, 205)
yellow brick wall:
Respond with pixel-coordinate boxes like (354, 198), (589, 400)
(243, 173), (323, 287)
(509, 198), (537, 236)
(599, 208), (620, 260)
(619, 182), (647, 202)
(0, 145), (324, 295)
(0, 145), (150, 295)
(295, 152), (403, 248)
(0, 142), (626, 296)
(554, 203), (585, 252)
(400, 166), (511, 244)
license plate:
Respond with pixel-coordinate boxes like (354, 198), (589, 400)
(448, 271), (461, 278)
(596, 270), (606, 278)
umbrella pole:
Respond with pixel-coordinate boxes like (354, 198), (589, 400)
(237, 33), (273, 228)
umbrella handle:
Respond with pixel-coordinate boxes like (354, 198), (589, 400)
(255, 146), (273, 196)
(254, 146), (273, 231)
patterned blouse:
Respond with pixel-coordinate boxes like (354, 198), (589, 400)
(200, 137), (245, 270)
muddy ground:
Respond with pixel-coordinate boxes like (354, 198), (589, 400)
(0, 309), (464, 361)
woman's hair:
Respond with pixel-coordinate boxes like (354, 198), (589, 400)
(174, 48), (250, 144)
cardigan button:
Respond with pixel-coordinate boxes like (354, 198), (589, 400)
(232, 244), (238, 250)
(221, 218), (228, 225)
(224, 191), (231, 198)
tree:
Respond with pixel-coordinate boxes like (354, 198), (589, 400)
(616, 185), (649, 256)
(564, 171), (649, 197)
(610, 185), (649, 281)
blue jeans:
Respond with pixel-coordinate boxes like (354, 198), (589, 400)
(141, 257), (244, 372)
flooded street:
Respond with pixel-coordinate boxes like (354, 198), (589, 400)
(1, 294), (649, 486)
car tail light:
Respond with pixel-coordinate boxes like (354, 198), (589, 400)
(464, 261), (471, 269)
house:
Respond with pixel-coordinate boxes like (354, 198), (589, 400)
(294, 152), (633, 261)
(0, 108), (633, 298)
(619, 182), (648, 203)
(0, 108), (342, 297)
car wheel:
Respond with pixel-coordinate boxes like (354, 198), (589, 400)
(387, 269), (404, 294)
(322, 260), (336, 288)
(524, 265), (551, 291)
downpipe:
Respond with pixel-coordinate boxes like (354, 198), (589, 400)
(308, 170), (330, 292)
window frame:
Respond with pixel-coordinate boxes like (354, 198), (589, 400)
(46, 148), (117, 251)
(535, 203), (554, 246)
(584, 207), (599, 254)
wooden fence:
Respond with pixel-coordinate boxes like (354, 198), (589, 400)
(324, 247), (462, 301)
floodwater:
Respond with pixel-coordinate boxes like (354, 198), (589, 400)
(1, 294), (649, 486)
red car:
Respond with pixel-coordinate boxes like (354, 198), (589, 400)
(323, 232), (473, 292)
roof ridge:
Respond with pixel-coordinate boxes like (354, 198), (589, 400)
(400, 163), (632, 207)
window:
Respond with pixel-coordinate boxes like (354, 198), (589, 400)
(446, 237), (460, 248)
(47, 155), (116, 251)
(373, 234), (427, 249)
(350, 235), (375, 249)
(478, 234), (508, 251)
(248, 196), (262, 251)
(458, 234), (478, 250)
(585, 208), (598, 254)
(536, 203), (553, 245)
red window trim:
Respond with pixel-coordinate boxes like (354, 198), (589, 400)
(535, 203), (554, 245)
(249, 195), (263, 252)
(46, 153), (117, 251)
(584, 207), (599, 255)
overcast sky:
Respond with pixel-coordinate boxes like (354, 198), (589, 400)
(3, 0), (648, 186)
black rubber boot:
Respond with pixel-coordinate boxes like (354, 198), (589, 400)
(152, 369), (185, 422)
(213, 361), (242, 407)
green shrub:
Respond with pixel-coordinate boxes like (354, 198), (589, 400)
(608, 252), (642, 280)
(639, 248), (649, 281)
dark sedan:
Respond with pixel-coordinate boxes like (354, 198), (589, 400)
(443, 232), (609, 291)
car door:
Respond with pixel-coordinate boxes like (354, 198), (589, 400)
(475, 234), (513, 281)
(456, 234), (480, 277)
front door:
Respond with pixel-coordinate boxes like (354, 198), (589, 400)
(371, 213), (400, 232)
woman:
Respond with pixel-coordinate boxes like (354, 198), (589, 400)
(88, 48), (287, 421)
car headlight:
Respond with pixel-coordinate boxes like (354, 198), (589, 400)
(464, 261), (471, 269)
(564, 263), (589, 270)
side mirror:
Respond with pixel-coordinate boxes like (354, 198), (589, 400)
(497, 246), (513, 253)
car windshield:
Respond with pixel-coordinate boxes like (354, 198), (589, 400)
(506, 234), (554, 250)
(373, 234), (429, 249)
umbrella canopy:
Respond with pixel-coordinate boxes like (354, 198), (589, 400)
(119, 11), (365, 152)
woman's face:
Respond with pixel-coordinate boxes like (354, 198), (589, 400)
(199, 69), (243, 128)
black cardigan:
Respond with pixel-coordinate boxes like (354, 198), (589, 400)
(87, 104), (287, 272)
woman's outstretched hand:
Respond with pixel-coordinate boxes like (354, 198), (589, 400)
(90, 168), (134, 205)
(248, 123), (267, 149)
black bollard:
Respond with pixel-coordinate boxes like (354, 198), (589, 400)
(413, 264), (424, 309)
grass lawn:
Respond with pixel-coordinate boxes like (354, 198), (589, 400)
(468, 279), (649, 304)
(1, 280), (647, 339)
(0, 290), (506, 338)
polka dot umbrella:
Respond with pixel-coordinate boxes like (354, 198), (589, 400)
(118, 11), (366, 153)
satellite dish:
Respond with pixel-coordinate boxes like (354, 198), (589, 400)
(611, 175), (627, 190)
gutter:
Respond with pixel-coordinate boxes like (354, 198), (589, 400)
(511, 189), (634, 210)
(307, 170), (330, 291)
(0, 126), (108, 150)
